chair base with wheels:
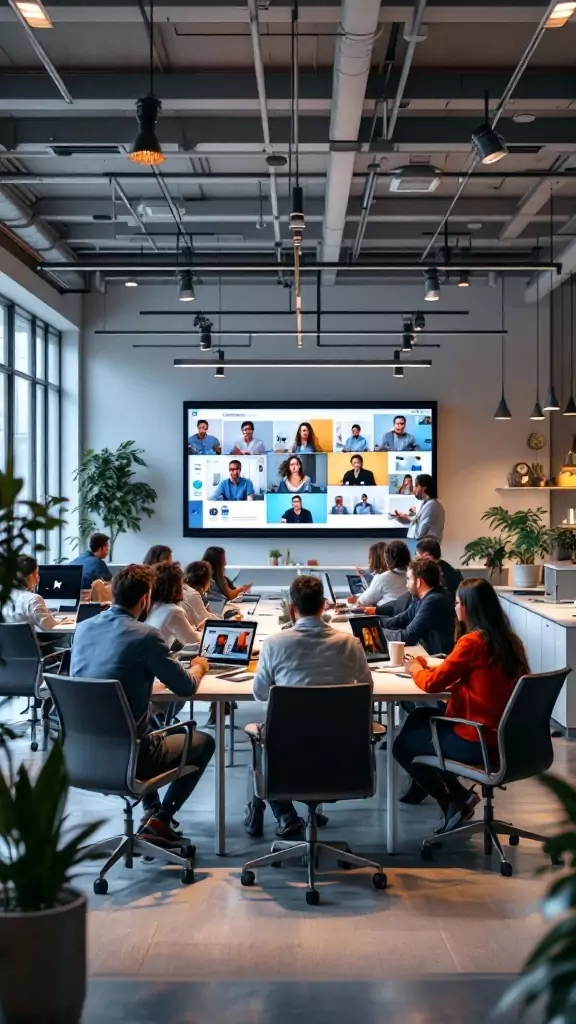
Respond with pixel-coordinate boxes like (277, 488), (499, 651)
(84, 796), (196, 895)
(420, 784), (556, 878)
(241, 802), (387, 905)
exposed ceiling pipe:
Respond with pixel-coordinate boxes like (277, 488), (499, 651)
(0, 185), (84, 288)
(352, 0), (427, 262)
(111, 176), (160, 252)
(37, 259), (560, 274)
(247, 0), (283, 269)
(2, 171), (576, 185)
(320, 0), (383, 285)
(7, 1), (73, 104)
(420, 0), (561, 264)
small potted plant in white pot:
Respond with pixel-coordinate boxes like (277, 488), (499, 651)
(269, 548), (282, 567)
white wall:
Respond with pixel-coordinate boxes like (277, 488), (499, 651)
(80, 276), (549, 568)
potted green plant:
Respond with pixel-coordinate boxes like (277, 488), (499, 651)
(463, 506), (555, 589)
(0, 742), (101, 1023)
(73, 440), (157, 560)
(461, 536), (509, 581)
(269, 548), (282, 566)
(554, 527), (576, 564)
(497, 774), (576, 1022)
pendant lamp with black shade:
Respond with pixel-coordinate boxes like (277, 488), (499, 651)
(543, 188), (560, 411)
(564, 276), (576, 415)
(128, 0), (165, 166)
(530, 274), (545, 420)
(494, 275), (511, 419)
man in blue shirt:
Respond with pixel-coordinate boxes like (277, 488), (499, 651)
(69, 532), (113, 590)
(342, 424), (369, 452)
(211, 459), (255, 501)
(71, 563), (215, 847)
(188, 419), (221, 455)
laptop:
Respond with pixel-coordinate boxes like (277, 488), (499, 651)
(207, 596), (227, 617)
(349, 616), (390, 663)
(38, 565), (83, 610)
(76, 603), (106, 623)
(199, 618), (258, 671)
(346, 573), (367, 597)
(324, 573), (347, 610)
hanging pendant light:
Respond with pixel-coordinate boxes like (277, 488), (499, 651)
(564, 276), (576, 414)
(494, 275), (511, 419)
(129, 0), (165, 166)
(530, 275), (545, 419)
(471, 91), (508, 166)
(544, 188), (560, 411)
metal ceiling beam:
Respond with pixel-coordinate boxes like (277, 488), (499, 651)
(499, 156), (575, 241)
(37, 258), (561, 273)
(3, 68), (576, 109)
(3, 116), (576, 151)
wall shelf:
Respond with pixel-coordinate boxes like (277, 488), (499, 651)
(495, 487), (565, 491)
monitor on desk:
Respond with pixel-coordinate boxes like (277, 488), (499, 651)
(199, 619), (258, 666)
(38, 565), (83, 609)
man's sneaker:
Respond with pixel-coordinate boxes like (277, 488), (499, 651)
(275, 816), (305, 839)
(138, 817), (188, 848)
(244, 799), (265, 838)
(139, 810), (181, 834)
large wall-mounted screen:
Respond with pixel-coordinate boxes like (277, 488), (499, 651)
(183, 402), (437, 537)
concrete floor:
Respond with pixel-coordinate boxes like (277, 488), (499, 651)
(12, 701), (568, 1023)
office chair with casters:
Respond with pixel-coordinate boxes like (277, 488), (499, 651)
(241, 683), (388, 905)
(0, 622), (46, 751)
(44, 673), (197, 893)
(414, 667), (570, 877)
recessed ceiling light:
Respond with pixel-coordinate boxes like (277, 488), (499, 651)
(266, 154), (287, 167)
(513, 112), (536, 124)
(13, 1), (52, 28)
(545, 2), (576, 28)
(125, 279), (138, 288)
(467, 222), (483, 231)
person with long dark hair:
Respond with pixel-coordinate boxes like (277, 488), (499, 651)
(202, 546), (252, 602)
(142, 545), (172, 566)
(291, 422), (321, 454)
(393, 577), (529, 832)
(146, 562), (201, 647)
(4, 555), (59, 631)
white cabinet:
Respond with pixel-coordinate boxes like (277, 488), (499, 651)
(508, 602), (528, 639)
(524, 610), (542, 675)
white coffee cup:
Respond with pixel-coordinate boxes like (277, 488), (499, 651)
(388, 640), (405, 667)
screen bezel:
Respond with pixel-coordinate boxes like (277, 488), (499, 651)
(183, 399), (437, 539)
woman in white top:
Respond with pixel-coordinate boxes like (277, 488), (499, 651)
(348, 540), (411, 608)
(146, 563), (201, 648)
(5, 555), (59, 631)
(182, 560), (213, 629)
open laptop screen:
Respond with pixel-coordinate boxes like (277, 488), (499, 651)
(200, 619), (258, 666)
(349, 616), (389, 661)
(38, 565), (83, 608)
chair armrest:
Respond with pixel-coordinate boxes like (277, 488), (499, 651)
(429, 716), (491, 774)
(146, 722), (193, 776)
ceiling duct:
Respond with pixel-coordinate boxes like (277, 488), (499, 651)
(47, 144), (124, 157)
(0, 185), (84, 289)
(389, 166), (441, 194)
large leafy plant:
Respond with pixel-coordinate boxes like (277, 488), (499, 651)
(461, 536), (509, 578)
(462, 506), (555, 569)
(0, 741), (101, 912)
(0, 458), (66, 622)
(74, 440), (157, 559)
(498, 774), (576, 1021)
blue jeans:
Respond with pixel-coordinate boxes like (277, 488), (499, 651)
(393, 706), (483, 805)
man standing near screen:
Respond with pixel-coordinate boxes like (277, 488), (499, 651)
(211, 460), (255, 501)
(378, 415), (417, 452)
(188, 419), (221, 455)
(281, 495), (313, 524)
(342, 424), (369, 453)
(230, 421), (266, 455)
(392, 474), (445, 542)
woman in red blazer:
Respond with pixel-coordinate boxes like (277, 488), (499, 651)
(393, 577), (529, 834)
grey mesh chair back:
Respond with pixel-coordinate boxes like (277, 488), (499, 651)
(495, 668), (570, 785)
(263, 683), (375, 803)
(0, 622), (42, 698)
(44, 674), (138, 796)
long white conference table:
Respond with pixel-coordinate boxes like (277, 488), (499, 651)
(152, 597), (449, 857)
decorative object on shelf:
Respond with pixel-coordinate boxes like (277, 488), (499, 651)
(73, 440), (157, 559)
(529, 462), (547, 487)
(307, 559), (318, 566)
(462, 506), (555, 588)
(555, 435), (576, 486)
(527, 431), (546, 451)
(509, 462), (532, 487)
(285, 549), (292, 566)
(553, 527), (576, 563)
(497, 774), (576, 1023)
(278, 595), (292, 625)
(269, 548), (282, 566)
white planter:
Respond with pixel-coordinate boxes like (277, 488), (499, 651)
(513, 564), (541, 588)
(0, 888), (87, 1023)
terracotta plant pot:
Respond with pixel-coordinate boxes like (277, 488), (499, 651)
(0, 888), (87, 1023)
(270, 557), (279, 566)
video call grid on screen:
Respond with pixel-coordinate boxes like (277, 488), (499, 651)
(183, 401), (437, 538)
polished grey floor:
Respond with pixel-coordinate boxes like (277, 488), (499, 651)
(8, 700), (567, 1023)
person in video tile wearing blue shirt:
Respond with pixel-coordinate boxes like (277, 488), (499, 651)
(211, 460), (255, 501)
(342, 424), (369, 452)
(188, 419), (221, 455)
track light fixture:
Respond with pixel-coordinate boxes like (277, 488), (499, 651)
(178, 269), (195, 302)
(401, 320), (414, 352)
(414, 311), (426, 331)
(128, 1), (165, 166)
(214, 351), (225, 378)
(424, 268), (440, 302)
(194, 313), (213, 350)
(393, 349), (404, 378)
(471, 92), (507, 166)
(458, 271), (470, 288)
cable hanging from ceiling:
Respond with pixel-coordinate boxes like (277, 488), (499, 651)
(289, 0), (305, 351)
